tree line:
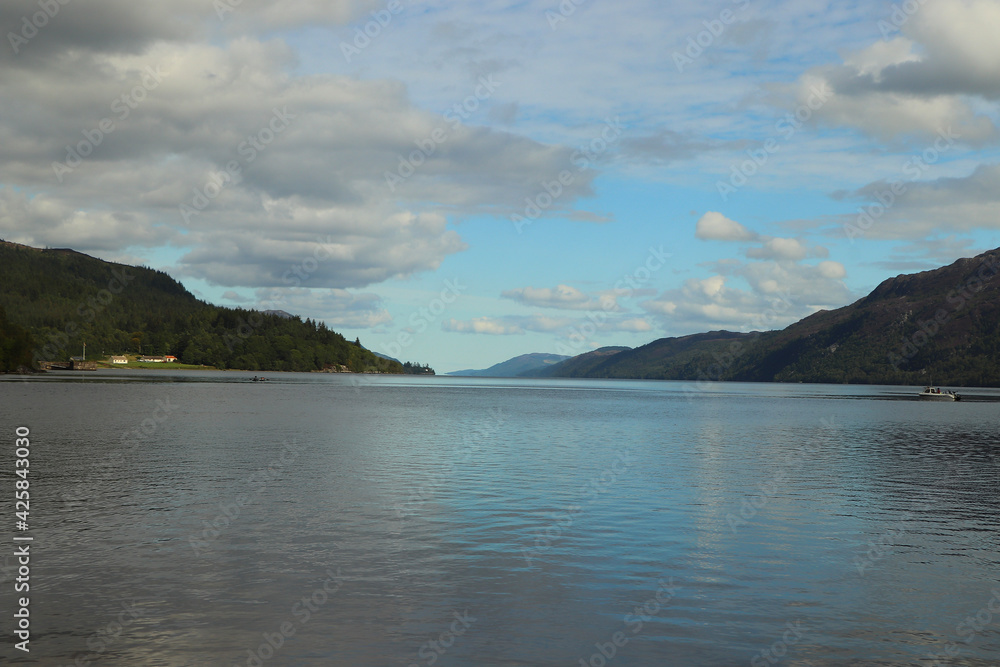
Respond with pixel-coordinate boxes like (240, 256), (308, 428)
(0, 243), (431, 374)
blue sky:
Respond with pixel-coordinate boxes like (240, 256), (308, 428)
(3, 0), (1000, 371)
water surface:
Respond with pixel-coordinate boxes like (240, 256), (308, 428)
(2, 371), (999, 665)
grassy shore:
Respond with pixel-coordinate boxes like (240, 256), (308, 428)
(96, 360), (218, 371)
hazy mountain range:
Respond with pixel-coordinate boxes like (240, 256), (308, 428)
(448, 353), (570, 377)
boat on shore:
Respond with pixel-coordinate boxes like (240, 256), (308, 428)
(918, 387), (960, 401)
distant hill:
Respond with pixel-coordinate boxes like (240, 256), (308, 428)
(519, 347), (631, 377)
(0, 240), (406, 374)
(448, 352), (571, 377)
(532, 248), (1000, 386)
(371, 350), (434, 374)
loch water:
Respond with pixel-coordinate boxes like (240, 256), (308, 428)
(2, 371), (999, 666)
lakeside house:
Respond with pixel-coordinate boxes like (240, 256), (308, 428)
(111, 356), (128, 364)
(138, 355), (178, 363)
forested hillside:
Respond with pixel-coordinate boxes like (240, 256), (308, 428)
(531, 249), (1000, 387)
(0, 241), (405, 373)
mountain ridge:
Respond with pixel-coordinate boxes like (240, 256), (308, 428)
(526, 248), (1000, 386)
(448, 352), (570, 377)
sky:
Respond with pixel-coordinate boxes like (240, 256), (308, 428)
(2, 0), (1000, 373)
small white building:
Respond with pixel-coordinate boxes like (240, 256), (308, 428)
(111, 356), (128, 364)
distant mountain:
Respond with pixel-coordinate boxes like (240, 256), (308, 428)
(0, 240), (405, 374)
(533, 248), (1000, 386)
(519, 347), (631, 377)
(262, 309), (294, 319)
(448, 352), (571, 377)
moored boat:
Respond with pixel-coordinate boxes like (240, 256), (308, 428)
(918, 386), (960, 401)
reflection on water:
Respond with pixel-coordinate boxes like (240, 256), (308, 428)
(1, 371), (999, 665)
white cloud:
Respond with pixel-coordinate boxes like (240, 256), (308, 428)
(440, 313), (652, 338)
(785, 0), (1000, 144)
(0, 0), (378, 67)
(835, 163), (1000, 240)
(175, 210), (466, 288)
(0, 36), (595, 289)
(252, 286), (392, 329)
(443, 317), (524, 335)
(610, 318), (653, 333)
(501, 284), (618, 311)
(642, 258), (853, 334)
(871, 236), (982, 272)
(218, 0), (384, 32)
(513, 315), (576, 333)
(222, 290), (251, 303)
(695, 212), (758, 242)
(696, 275), (726, 298)
(900, 0), (1000, 97)
(745, 237), (809, 261)
(0, 188), (176, 252)
(816, 260), (846, 280)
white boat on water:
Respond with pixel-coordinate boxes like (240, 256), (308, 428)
(918, 387), (961, 401)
